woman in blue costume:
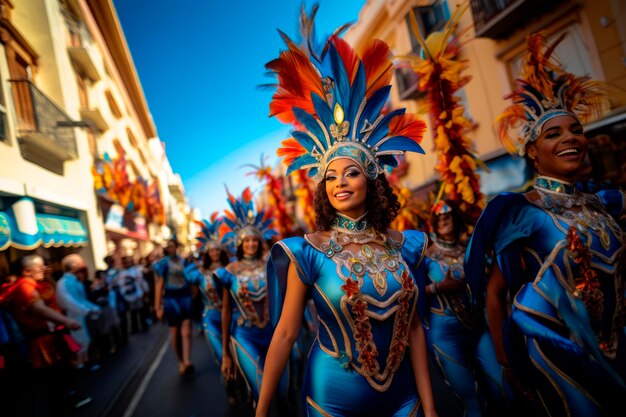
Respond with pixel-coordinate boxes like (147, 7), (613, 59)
(153, 238), (194, 375)
(424, 201), (508, 416)
(216, 188), (282, 404)
(183, 213), (230, 365)
(256, 10), (438, 417)
(465, 33), (625, 417)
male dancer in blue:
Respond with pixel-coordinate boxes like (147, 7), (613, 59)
(153, 239), (194, 375)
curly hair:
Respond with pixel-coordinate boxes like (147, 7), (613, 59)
(314, 173), (400, 233)
(202, 249), (230, 269)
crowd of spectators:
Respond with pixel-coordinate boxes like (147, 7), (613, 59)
(0, 249), (161, 416)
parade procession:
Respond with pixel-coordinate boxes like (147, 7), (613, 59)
(0, 1), (625, 416)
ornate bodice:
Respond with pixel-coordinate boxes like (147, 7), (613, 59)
(520, 188), (625, 356)
(425, 238), (477, 328)
(153, 256), (189, 292)
(221, 259), (269, 329)
(270, 230), (427, 392)
(467, 186), (626, 359)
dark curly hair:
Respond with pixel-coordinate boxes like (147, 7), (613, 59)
(202, 249), (230, 269)
(314, 173), (400, 233)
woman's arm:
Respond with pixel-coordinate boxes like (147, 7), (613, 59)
(486, 263), (509, 366)
(221, 286), (234, 381)
(409, 312), (438, 417)
(255, 262), (308, 417)
(31, 299), (81, 330)
(153, 271), (164, 320)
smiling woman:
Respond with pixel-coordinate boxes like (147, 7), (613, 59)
(256, 7), (440, 417)
(465, 32), (626, 417)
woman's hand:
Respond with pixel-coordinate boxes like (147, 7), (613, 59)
(436, 270), (464, 294)
(155, 305), (164, 321)
(221, 354), (235, 381)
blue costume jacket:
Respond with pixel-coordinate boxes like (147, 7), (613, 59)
(268, 230), (429, 417)
(184, 262), (224, 364)
(465, 189), (626, 417)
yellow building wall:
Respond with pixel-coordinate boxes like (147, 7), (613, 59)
(345, 0), (625, 191)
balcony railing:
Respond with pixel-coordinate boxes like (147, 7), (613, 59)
(10, 79), (78, 160)
(470, 0), (564, 39)
(63, 9), (101, 81)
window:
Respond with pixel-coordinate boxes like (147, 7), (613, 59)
(0, 68), (6, 141)
(406, 0), (450, 55)
(105, 90), (122, 118)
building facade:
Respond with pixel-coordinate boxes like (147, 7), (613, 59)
(344, 0), (626, 198)
(0, 0), (190, 277)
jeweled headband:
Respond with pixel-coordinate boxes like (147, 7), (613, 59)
(496, 32), (607, 156)
(268, 7), (427, 181)
(195, 212), (223, 251)
(221, 187), (277, 249)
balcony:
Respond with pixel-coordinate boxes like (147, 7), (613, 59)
(79, 107), (108, 131)
(10, 80), (78, 166)
(64, 11), (101, 81)
(470, 0), (565, 39)
(395, 67), (425, 101)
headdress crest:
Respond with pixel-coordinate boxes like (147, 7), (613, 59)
(221, 187), (277, 249)
(267, 6), (427, 182)
(497, 32), (608, 156)
(431, 200), (454, 216)
(195, 212), (223, 251)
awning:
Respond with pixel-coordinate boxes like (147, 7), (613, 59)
(0, 212), (10, 251)
(0, 208), (88, 251)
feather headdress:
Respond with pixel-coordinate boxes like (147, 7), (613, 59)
(497, 32), (608, 156)
(268, 5), (427, 182)
(221, 187), (277, 249)
(195, 212), (223, 251)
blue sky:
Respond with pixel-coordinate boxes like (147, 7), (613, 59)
(113, 0), (366, 217)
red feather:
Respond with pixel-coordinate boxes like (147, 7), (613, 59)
(276, 137), (307, 165)
(360, 40), (393, 98)
(388, 114), (426, 143)
(242, 187), (253, 204)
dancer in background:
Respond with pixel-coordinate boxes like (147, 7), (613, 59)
(465, 33), (625, 417)
(257, 7), (438, 416)
(153, 239), (194, 375)
(215, 188), (283, 405)
(183, 213), (230, 364)
(424, 201), (508, 416)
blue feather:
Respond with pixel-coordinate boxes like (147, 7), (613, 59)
(377, 136), (425, 154)
(357, 86), (391, 137)
(347, 63), (366, 127)
(328, 44), (350, 109)
(293, 107), (327, 146)
(364, 108), (405, 147)
(286, 154), (319, 176)
(311, 93), (334, 131)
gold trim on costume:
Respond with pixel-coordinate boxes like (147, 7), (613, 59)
(306, 396), (334, 417)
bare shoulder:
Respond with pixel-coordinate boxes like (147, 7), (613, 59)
(386, 229), (405, 242)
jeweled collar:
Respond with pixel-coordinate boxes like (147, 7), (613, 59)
(534, 176), (576, 195)
(431, 234), (457, 250)
(332, 212), (371, 233)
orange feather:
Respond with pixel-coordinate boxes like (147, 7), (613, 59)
(276, 137), (307, 165)
(360, 40), (393, 98)
(388, 114), (426, 143)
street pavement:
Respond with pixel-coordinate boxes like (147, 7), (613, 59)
(62, 321), (464, 417)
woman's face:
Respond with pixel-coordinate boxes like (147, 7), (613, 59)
(436, 213), (455, 239)
(526, 115), (587, 182)
(166, 241), (178, 257)
(242, 236), (259, 258)
(208, 247), (221, 262)
(324, 158), (367, 219)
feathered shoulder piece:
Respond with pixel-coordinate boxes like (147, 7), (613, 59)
(220, 187), (278, 249)
(195, 212), (223, 250)
(497, 32), (608, 156)
(267, 5), (427, 182)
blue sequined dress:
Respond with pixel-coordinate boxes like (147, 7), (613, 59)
(423, 237), (507, 416)
(184, 262), (224, 364)
(214, 259), (274, 402)
(268, 229), (430, 417)
(465, 185), (626, 417)
(152, 256), (193, 327)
